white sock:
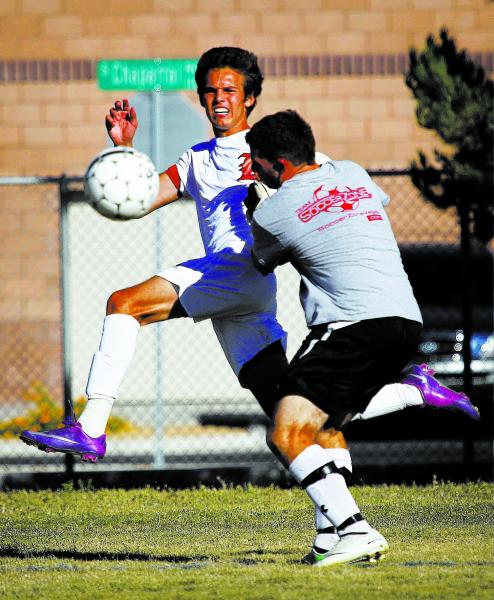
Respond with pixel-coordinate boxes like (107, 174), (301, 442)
(79, 314), (140, 436)
(352, 383), (423, 421)
(289, 445), (370, 534)
(314, 448), (353, 550)
(77, 396), (114, 438)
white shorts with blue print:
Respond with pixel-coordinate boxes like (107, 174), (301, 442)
(157, 249), (287, 376)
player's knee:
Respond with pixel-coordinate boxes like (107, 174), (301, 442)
(315, 427), (347, 449)
(268, 421), (319, 463)
(106, 289), (134, 317)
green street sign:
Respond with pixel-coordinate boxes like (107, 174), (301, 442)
(97, 59), (198, 91)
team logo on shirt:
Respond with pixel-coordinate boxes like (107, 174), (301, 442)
(296, 185), (372, 223)
(237, 153), (257, 181)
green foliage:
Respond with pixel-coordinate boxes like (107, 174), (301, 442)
(405, 29), (494, 242)
(0, 484), (493, 599)
(0, 381), (134, 438)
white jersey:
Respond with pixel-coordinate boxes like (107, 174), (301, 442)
(174, 130), (256, 254)
(158, 129), (286, 376)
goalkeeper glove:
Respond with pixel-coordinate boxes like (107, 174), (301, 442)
(244, 181), (275, 222)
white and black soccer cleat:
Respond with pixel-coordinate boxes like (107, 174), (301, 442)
(306, 529), (389, 567)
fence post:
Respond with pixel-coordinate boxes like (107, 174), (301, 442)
(459, 197), (474, 468)
(59, 176), (74, 477)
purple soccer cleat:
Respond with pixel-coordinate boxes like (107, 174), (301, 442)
(402, 364), (480, 421)
(20, 419), (106, 463)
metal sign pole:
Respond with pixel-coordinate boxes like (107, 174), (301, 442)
(152, 87), (165, 468)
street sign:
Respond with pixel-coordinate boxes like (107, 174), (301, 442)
(97, 59), (198, 91)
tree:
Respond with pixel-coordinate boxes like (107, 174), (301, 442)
(405, 29), (493, 243)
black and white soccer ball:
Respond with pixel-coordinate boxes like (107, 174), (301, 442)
(84, 146), (159, 220)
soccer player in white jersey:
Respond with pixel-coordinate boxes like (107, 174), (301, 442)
(22, 47), (290, 451)
(246, 110), (479, 566)
(21, 49), (478, 557)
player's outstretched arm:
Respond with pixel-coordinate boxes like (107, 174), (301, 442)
(143, 171), (182, 215)
(105, 98), (138, 147)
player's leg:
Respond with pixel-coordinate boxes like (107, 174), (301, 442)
(245, 320), (477, 559)
(307, 428), (350, 554)
(78, 276), (185, 437)
(351, 366), (479, 422)
(312, 366), (479, 546)
(239, 317), (477, 560)
(273, 318), (424, 566)
(302, 314), (476, 558)
(238, 336), (346, 554)
(301, 320), (420, 555)
(309, 379), (479, 555)
(20, 276), (184, 461)
(268, 394), (387, 567)
(237, 340), (288, 418)
(235, 319), (391, 555)
(352, 317), (478, 420)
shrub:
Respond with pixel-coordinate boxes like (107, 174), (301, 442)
(0, 381), (134, 438)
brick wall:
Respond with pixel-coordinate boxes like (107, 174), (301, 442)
(0, 1), (492, 175)
(1, 1), (493, 60)
(0, 0), (492, 405)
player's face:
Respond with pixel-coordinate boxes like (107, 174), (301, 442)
(201, 68), (255, 137)
(250, 152), (283, 189)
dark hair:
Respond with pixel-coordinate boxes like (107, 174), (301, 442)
(195, 47), (263, 115)
(246, 110), (316, 164)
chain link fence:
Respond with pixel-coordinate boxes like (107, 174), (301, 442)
(0, 181), (64, 472)
(0, 174), (492, 480)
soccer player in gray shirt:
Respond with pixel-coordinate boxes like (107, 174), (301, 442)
(246, 110), (478, 567)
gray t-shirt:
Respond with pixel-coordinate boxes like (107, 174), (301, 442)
(251, 160), (422, 327)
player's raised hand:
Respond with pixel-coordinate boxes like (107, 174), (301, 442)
(105, 98), (138, 147)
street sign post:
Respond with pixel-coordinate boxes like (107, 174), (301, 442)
(97, 58), (202, 467)
(97, 59), (198, 91)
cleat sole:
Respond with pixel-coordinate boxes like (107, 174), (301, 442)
(20, 435), (102, 463)
(81, 454), (99, 463)
(349, 549), (387, 565)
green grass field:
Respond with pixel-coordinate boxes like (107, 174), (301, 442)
(1, 482), (493, 599)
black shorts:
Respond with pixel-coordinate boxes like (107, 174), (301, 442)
(279, 317), (422, 427)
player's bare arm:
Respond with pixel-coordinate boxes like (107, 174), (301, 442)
(145, 171), (181, 214)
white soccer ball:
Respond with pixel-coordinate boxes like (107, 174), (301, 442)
(84, 146), (159, 220)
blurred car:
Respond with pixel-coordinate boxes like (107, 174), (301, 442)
(416, 329), (494, 387)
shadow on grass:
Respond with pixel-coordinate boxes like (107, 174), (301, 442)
(235, 558), (276, 565)
(233, 548), (294, 556)
(232, 548), (293, 565)
(400, 561), (494, 568)
(0, 547), (215, 563)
